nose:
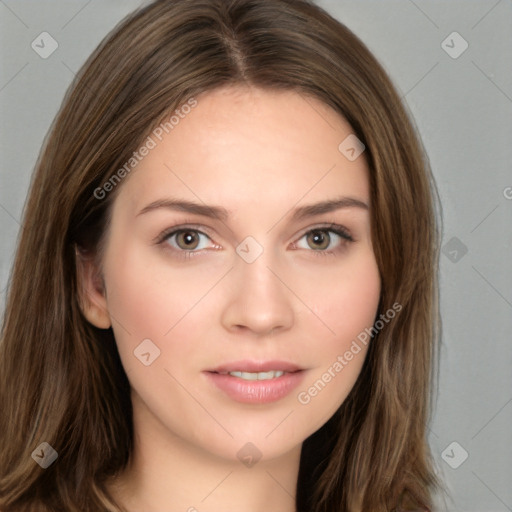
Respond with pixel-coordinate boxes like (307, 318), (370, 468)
(220, 248), (295, 337)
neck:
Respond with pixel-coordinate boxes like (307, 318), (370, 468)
(107, 391), (301, 512)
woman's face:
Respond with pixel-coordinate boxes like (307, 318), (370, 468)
(90, 85), (380, 464)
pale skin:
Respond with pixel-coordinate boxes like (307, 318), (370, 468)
(78, 85), (381, 512)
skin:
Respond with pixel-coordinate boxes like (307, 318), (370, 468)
(78, 85), (381, 512)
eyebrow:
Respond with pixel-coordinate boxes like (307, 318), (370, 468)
(136, 196), (368, 221)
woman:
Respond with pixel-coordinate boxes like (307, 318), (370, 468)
(0, 0), (444, 510)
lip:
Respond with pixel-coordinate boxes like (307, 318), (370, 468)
(207, 360), (302, 374)
(203, 360), (305, 404)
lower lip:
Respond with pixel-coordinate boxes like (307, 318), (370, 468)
(204, 371), (305, 404)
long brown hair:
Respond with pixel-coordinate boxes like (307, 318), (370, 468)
(0, 0), (443, 510)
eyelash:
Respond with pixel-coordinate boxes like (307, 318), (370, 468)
(155, 222), (354, 260)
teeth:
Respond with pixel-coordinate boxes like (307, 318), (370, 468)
(228, 370), (285, 380)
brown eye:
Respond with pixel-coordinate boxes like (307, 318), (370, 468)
(156, 226), (219, 260)
(306, 230), (331, 250)
(293, 225), (353, 255)
(175, 230), (201, 250)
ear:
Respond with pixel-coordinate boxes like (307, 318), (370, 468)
(75, 246), (112, 329)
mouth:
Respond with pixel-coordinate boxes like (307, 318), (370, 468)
(207, 360), (302, 374)
(203, 360), (305, 404)
(217, 370), (290, 380)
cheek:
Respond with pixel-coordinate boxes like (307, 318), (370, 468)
(105, 238), (223, 332)
(301, 250), (381, 348)
(293, 251), (380, 424)
(102, 242), (204, 369)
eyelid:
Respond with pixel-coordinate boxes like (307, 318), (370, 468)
(294, 222), (353, 242)
(153, 223), (215, 245)
(155, 222), (352, 241)
(154, 221), (354, 255)
(290, 223), (354, 256)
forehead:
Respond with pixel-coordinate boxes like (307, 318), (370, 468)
(118, 85), (370, 215)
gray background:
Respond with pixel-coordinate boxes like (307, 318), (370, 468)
(1, 1), (511, 510)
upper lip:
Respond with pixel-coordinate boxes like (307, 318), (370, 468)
(206, 360), (303, 373)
